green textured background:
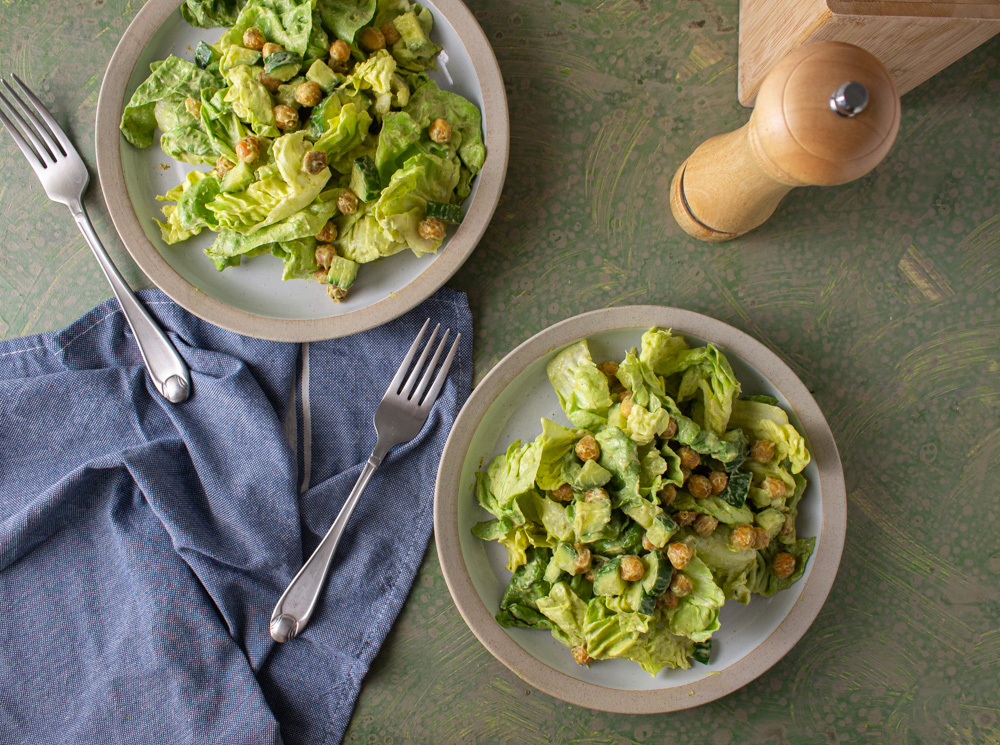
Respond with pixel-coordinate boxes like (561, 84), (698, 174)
(2, 0), (1000, 742)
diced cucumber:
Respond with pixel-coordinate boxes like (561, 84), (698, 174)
(755, 507), (786, 538)
(425, 200), (463, 224)
(393, 11), (430, 51)
(643, 512), (678, 549)
(305, 59), (342, 93)
(591, 521), (643, 557)
(220, 46), (261, 74)
(326, 255), (358, 296)
(264, 50), (303, 82)
(276, 78), (305, 108)
(573, 494), (611, 544)
(592, 557), (626, 597)
(640, 551), (673, 598)
(692, 640), (712, 664)
(350, 155), (382, 201)
(194, 41), (216, 70)
(220, 161), (254, 193)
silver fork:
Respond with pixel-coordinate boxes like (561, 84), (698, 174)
(270, 319), (460, 643)
(0, 74), (191, 403)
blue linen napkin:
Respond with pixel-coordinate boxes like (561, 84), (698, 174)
(0, 287), (472, 745)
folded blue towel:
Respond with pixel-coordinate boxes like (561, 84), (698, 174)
(0, 288), (472, 744)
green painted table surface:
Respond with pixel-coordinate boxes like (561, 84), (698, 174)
(2, 0), (1000, 742)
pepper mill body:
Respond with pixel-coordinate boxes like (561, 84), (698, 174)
(670, 41), (902, 242)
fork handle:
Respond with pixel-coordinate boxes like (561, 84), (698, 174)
(70, 200), (191, 403)
(270, 443), (389, 643)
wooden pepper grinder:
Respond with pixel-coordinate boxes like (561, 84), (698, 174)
(670, 41), (901, 242)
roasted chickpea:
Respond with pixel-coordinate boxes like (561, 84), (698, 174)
(302, 149), (328, 175)
(674, 510), (698, 527)
(261, 42), (283, 58)
(687, 474), (712, 499)
(680, 467), (692, 484)
(659, 483), (677, 507)
(312, 269), (328, 282)
(597, 360), (618, 379)
(235, 136), (260, 164)
(274, 104), (298, 130)
(669, 573), (693, 598)
(585, 487), (610, 503)
(773, 552), (796, 580)
(380, 19), (401, 45)
(663, 416), (678, 439)
(337, 189), (359, 214)
(329, 39), (351, 65)
(243, 27), (266, 51)
(418, 216), (446, 241)
(551, 483), (574, 503)
(573, 544), (592, 574)
(571, 646), (593, 665)
(213, 155), (234, 179)
(428, 117), (452, 144)
(656, 590), (679, 609)
(575, 434), (601, 462)
(779, 515), (796, 541)
(762, 476), (787, 500)
(666, 542), (693, 570)
(693, 514), (719, 537)
(642, 534), (657, 552)
(315, 220), (338, 243)
(730, 524), (757, 551)
(620, 391), (634, 418)
(327, 284), (348, 302)
(295, 81), (324, 107)
(708, 470), (728, 495)
(314, 243), (337, 269)
(678, 446), (700, 470)
(359, 26), (386, 52)
(184, 96), (201, 118)
(754, 527), (771, 550)
(619, 555), (645, 582)
(257, 72), (282, 93)
(750, 439), (776, 464)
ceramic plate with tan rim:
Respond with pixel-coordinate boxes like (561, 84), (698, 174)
(434, 306), (846, 713)
(94, 0), (507, 341)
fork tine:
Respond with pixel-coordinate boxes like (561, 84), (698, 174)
(400, 323), (439, 400)
(7, 75), (67, 157)
(386, 318), (430, 395)
(419, 332), (460, 410)
(0, 90), (52, 171)
(0, 95), (45, 172)
(410, 329), (450, 404)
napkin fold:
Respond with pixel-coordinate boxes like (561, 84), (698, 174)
(0, 288), (472, 745)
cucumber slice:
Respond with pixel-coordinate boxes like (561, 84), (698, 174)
(220, 161), (254, 193)
(393, 11), (430, 51)
(692, 640), (712, 664)
(350, 155), (381, 201)
(305, 59), (342, 93)
(592, 557), (626, 596)
(264, 50), (303, 82)
(425, 200), (463, 224)
(194, 41), (215, 70)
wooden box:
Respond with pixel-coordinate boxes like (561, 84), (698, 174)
(738, 0), (1000, 105)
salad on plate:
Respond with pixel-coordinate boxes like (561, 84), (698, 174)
(472, 328), (815, 675)
(120, 0), (484, 301)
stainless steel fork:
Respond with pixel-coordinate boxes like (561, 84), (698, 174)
(270, 319), (461, 643)
(0, 74), (190, 403)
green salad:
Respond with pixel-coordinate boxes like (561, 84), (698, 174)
(472, 328), (816, 675)
(121, 0), (484, 301)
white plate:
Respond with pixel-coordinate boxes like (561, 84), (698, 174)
(435, 306), (847, 712)
(96, 0), (508, 341)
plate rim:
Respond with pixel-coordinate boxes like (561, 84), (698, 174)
(433, 305), (847, 713)
(94, 0), (509, 342)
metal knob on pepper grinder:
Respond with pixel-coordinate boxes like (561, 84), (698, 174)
(670, 41), (902, 242)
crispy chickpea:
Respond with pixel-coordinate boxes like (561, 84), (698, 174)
(380, 19), (401, 45)
(315, 243), (337, 269)
(575, 434), (601, 462)
(585, 487), (610, 503)
(642, 534), (657, 552)
(571, 646), (593, 665)
(779, 515), (796, 541)
(687, 474), (712, 499)
(235, 136), (260, 164)
(359, 26), (386, 52)
(773, 552), (796, 580)
(243, 27), (266, 51)
(659, 483), (677, 507)
(184, 96), (201, 118)
(762, 476), (787, 500)
(693, 514), (719, 537)
(708, 470), (728, 495)
(584, 569), (596, 582)
(337, 189), (359, 215)
(669, 573), (693, 598)
(303, 149), (328, 175)
(666, 542), (693, 570)
(213, 155), (234, 179)
(680, 467), (692, 484)
(428, 117), (452, 144)
(261, 42), (283, 59)
(620, 391), (634, 418)
(730, 524), (757, 551)
(656, 590), (679, 610)
(551, 483), (574, 503)
(678, 446), (700, 470)
(315, 220), (338, 243)
(295, 81), (324, 107)
(597, 360), (618, 379)
(312, 269), (328, 282)
(257, 72), (281, 93)
(674, 510), (698, 527)
(573, 544), (592, 574)
(663, 416), (678, 439)
(750, 439), (776, 464)
(327, 284), (348, 302)
(754, 527), (771, 550)
(329, 39), (351, 65)
(619, 555), (645, 582)
(418, 216), (446, 241)
(274, 104), (298, 130)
